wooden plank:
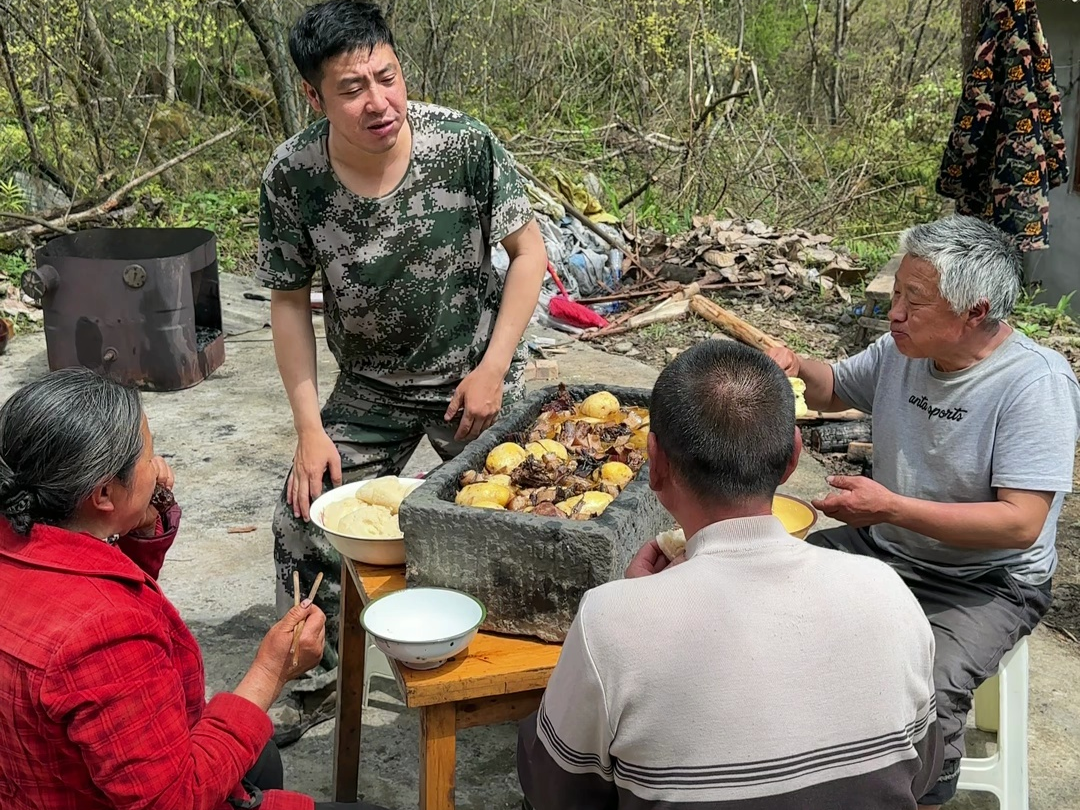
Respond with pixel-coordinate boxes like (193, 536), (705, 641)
(797, 408), (866, 423)
(857, 316), (890, 333)
(865, 254), (901, 300)
(847, 441), (873, 464)
(351, 562), (562, 707)
(420, 703), (457, 810)
(332, 556), (366, 802)
(808, 420), (872, 453)
(689, 294), (785, 351)
(455, 689), (544, 730)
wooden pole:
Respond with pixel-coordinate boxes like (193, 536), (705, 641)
(688, 294), (785, 351)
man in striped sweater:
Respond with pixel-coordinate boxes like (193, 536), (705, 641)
(517, 339), (943, 809)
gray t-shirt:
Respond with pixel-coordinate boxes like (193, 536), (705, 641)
(832, 331), (1080, 585)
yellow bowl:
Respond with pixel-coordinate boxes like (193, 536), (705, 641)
(772, 494), (819, 539)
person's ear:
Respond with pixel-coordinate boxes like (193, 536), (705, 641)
(967, 299), (991, 329)
(779, 426), (802, 485)
(302, 80), (323, 113)
(89, 481), (118, 514)
(647, 432), (667, 493)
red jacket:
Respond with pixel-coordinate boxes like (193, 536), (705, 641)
(0, 507), (313, 810)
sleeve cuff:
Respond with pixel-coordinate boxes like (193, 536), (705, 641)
(203, 693), (274, 752)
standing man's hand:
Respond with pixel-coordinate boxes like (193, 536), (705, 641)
(288, 428), (342, 521)
(812, 475), (897, 528)
(767, 346), (802, 377)
(445, 362), (505, 441)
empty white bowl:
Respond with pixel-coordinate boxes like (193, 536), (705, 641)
(360, 587), (486, 670)
(310, 477), (423, 566)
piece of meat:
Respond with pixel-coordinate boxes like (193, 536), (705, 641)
(507, 494), (530, 512)
(532, 501), (565, 518)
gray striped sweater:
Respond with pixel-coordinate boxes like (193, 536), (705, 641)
(518, 515), (942, 809)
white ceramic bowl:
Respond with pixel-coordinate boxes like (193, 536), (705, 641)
(310, 477), (424, 566)
(360, 587), (486, 670)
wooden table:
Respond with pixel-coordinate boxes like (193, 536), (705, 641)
(332, 559), (563, 810)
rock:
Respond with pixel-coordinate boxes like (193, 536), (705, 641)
(665, 347), (683, 360)
(839, 312), (853, 326)
(659, 262), (699, 284)
(612, 341), (633, 353)
(819, 324), (839, 334)
(625, 348), (641, 357)
(710, 332), (735, 341)
(399, 384), (676, 642)
(524, 359), (559, 381)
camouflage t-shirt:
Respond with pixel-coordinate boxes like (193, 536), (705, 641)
(257, 101), (533, 386)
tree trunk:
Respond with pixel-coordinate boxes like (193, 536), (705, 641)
(231, 0), (302, 135)
(76, 0), (163, 165)
(960, 0), (982, 73)
(831, 0), (847, 124)
(165, 22), (177, 102)
(0, 18), (73, 198)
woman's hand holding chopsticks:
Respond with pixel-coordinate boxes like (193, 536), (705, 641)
(233, 599), (326, 711)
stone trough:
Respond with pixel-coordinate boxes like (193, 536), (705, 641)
(398, 384), (675, 643)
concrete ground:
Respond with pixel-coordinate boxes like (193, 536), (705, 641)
(1, 271), (1078, 809)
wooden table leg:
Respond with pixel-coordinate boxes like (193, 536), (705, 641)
(419, 702), (457, 810)
(332, 558), (366, 802)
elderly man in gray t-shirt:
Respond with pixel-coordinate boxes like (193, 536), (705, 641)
(771, 215), (1080, 808)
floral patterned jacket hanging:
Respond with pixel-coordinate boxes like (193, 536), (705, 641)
(937, 0), (1068, 251)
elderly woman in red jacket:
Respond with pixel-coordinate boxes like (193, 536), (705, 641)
(0, 368), (383, 810)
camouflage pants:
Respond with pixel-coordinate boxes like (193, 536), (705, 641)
(272, 361), (525, 672)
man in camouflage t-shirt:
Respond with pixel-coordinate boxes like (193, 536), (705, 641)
(256, 0), (546, 735)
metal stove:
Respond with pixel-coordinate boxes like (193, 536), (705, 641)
(23, 228), (225, 391)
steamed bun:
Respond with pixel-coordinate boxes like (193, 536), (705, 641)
(355, 476), (409, 513)
(329, 502), (401, 538)
(655, 528), (687, 561)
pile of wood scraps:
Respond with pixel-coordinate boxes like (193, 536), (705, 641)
(798, 408), (873, 465)
(635, 214), (864, 301)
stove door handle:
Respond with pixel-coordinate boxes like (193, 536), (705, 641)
(22, 264), (60, 302)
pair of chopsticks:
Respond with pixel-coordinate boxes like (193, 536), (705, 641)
(290, 570), (324, 667)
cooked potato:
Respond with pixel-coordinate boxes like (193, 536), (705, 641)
(557, 490), (614, 517)
(600, 461), (634, 489)
(628, 427), (649, 450)
(526, 439), (568, 461)
(485, 442), (529, 474)
(455, 482), (513, 507)
(788, 377), (808, 418)
(471, 500), (506, 510)
(487, 474), (513, 487)
(580, 391), (620, 420)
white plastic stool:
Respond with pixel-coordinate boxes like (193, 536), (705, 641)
(362, 634), (396, 708)
(957, 635), (1030, 810)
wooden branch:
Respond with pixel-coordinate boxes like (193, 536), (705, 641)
(689, 295), (785, 351)
(514, 160), (656, 280)
(0, 211), (72, 234)
(846, 441), (873, 464)
(692, 90), (750, 133)
(0, 127), (241, 250)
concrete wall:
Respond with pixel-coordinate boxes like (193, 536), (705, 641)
(1024, 3), (1080, 308)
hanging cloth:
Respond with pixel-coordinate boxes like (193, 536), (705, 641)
(936, 0), (1068, 251)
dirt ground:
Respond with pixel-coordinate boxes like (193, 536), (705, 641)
(595, 284), (1080, 647)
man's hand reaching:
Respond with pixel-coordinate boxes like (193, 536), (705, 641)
(445, 362), (505, 442)
(288, 428), (342, 521)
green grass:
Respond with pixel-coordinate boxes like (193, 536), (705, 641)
(1013, 289), (1076, 340)
(135, 187), (260, 274)
(0, 252), (27, 286)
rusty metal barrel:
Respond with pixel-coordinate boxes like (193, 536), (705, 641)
(23, 228), (225, 391)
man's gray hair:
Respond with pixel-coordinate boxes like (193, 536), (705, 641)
(0, 368), (144, 535)
(899, 215), (1023, 323)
